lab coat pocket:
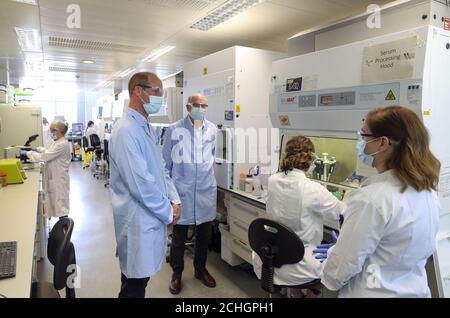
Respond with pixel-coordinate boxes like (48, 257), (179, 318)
(173, 164), (185, 178)
(141, 212), (164, 233)
(46, 181), (56, 193)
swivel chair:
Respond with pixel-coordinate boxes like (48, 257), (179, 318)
(31, 218), (77, 298)
(248, 218), (321, 297)
(89, 134), (105, 179)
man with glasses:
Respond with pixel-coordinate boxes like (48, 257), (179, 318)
(162, 93), (218, 294)
(109, 72), (181, 298)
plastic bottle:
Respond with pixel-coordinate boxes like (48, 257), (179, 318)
(0, 172), (7, 188)
(252, 174), (261, 196)
(239, 171), (247, 191)
(252, 166), (261, 197)
(245, 174), (253, 193)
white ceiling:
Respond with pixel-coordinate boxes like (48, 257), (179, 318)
(0, 0), (393, 91)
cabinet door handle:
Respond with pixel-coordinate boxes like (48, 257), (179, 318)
(232, 239), (251, 252)
(233, 202), (259, 216)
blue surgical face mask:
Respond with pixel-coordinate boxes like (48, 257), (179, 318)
(190, 107), (206, 121)
(357, 138), (381, 167)
(139, 92), (163, 115)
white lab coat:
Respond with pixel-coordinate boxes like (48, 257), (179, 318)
(85, 127), (97, 147)
(322, 170), (440, 298)
(252, 169), (346, 286)
(27, 138), (72, 218)
(97, 119), (106, 142)
(42, 124), (54, 149)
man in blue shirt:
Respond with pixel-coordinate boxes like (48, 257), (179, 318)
(109, 72), (181, 298)
(162, 93), (217, 294)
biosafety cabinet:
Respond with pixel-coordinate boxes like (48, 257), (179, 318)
(183, 46), (283, 191)
(270, 25), (450, 297)
(0, 106), (43, 159)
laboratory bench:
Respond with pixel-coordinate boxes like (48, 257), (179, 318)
(0, 166), (45, 298)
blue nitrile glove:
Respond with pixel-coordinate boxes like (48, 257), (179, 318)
(313, 230), (339, 263)
(31, 148), (37, 152)
(19, 150), (29, 161)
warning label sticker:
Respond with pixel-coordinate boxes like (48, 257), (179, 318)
(385, 90), (396, 101)
(279, 115), (291, 126)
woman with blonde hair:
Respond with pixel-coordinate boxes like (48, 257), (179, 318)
(317, 105), (441, 297)
(252, 135), (345, 296)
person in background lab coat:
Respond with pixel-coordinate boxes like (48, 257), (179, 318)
(162, 93), (217, 295)
(23, 120), (72, 219)
(85, 120), (97, 147)
(42, 117), (53, 148)
(97, 117), (106, 142)
(318, 105), (440, 298)
(252, 135), (346, 297)
(109, 72), (181, 298)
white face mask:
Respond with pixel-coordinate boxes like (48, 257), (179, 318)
(190, 107), (206, 121)
(356, 138), (382, 167)
(138, 90), (163, 115)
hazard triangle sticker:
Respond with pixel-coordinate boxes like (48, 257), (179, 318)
(385, 90), (396, 101)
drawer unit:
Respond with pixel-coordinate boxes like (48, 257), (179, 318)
(230, 237), (253, 264)
(229, 196), (265, 225)
(229, 216), (251, 244)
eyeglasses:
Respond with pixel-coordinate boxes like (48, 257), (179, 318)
(357, 131), (379, 139)
(190, 103), (208, 108)
(358, 131), (394, 145)
(137, 84), (162, 95)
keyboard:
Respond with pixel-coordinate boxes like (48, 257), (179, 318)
(0, 242), (17, 280)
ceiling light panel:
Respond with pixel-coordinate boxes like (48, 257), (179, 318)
(142, 45), (176, 63)
(10, 0), (37, 5)
(15, 27), (42, 52)
(190, 0), (264, 31)
(144, 0), (218, 10)
(113, 68), (136, 78)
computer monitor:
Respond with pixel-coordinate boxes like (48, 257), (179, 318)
(72, 123), (84, 135)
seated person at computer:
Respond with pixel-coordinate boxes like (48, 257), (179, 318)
(85, 120), (97, 147)
(20, 120), (72, 219)
(252, 136), (346, 297)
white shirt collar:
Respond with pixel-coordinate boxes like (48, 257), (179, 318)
(187, 115), (205, 129)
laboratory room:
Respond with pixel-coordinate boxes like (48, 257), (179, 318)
(0, 0), (449, 303)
